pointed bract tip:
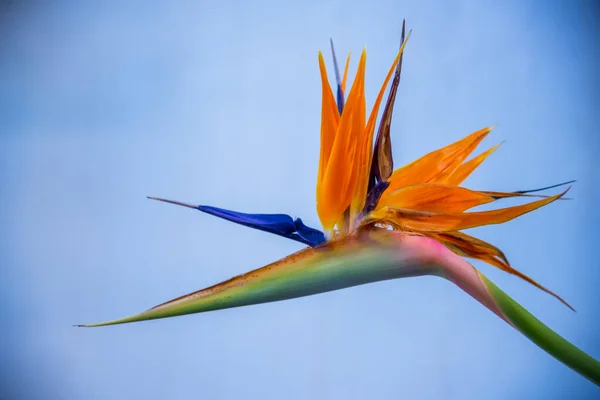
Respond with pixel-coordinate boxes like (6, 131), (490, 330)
(329, 39), (342, 85)
(516, 180), (576, 194)
(147, 196), (199, 210)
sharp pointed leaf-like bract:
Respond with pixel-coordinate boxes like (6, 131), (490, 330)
(79, 230), (599, 385)
(369, 19), (406, 192)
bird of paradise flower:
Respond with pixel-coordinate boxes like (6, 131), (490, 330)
(79, 22), (600, 385)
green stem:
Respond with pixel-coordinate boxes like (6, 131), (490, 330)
(480, 274), (600, 385)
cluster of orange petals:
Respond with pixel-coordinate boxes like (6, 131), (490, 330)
(315, 37), (571, 309)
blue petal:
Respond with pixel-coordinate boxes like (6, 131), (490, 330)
(336, 85), (344, 114)
(197, 206), (324, 247)
(330, 39), (345, 114)
(197, 205), (296, 234)
(148, 197), (327, 247)
(294, 218), (326, 246)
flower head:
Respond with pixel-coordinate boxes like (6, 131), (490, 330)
(147, 26), (571, 308)
(78, 26), (600, 386)
(316, 28), (572, 308)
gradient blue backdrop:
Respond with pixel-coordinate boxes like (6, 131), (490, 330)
(1, 1), (599, 399)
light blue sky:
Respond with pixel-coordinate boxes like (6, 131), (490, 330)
(1, 1), (598, 399)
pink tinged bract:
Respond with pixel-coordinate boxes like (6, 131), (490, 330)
(78, 229), (600, 385)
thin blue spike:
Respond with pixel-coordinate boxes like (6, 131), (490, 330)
(330, 38), (345, 114)
(147, 197), (326, 247)
(514, 180), (576, 194)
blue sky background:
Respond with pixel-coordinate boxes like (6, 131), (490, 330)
(1, 1), (599, 399)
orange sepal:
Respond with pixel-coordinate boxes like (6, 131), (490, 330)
(378, 183), (495, 213)
(429, 230), (573, 310)
(383, 126), (494, 202)
(442, 143), (502, 186)
(371, 187), (569, 232)
(317, 50), (367, 230)
(341, 53), (351, 94)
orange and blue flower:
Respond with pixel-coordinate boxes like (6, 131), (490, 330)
(80, 23), (599, 386)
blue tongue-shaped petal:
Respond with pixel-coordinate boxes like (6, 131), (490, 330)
(147, 197), (326, 247)
(197, 205), (297, 234)
(330, 39), (345, 114)
(294, 218), (326, 245)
